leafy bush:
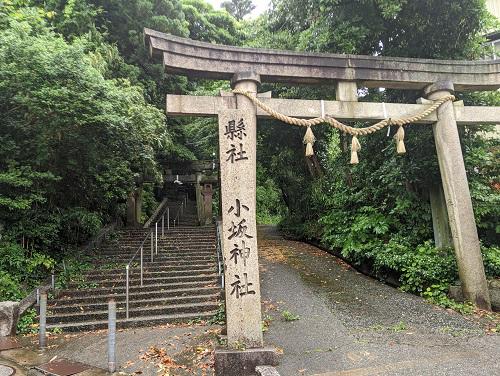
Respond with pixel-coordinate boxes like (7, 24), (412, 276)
(16, 308), (38, 335)
(0, 242), (55, 301)
(482, 246), (500, 277)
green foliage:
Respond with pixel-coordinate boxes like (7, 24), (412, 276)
(0, 9), (167, 300)
(281, 310), (300, 322)
(256, 164), (287, 224)
(482, 246), (500, 277)
(391, 321), (408, 332)
(209, 302), (226, 325)
(182, 0), (243, 44)
(268, 0), (491, 58)
(16, 308), (38, 334)
(0, 271), (23, 301)
(56, 256), (93, 289)
(422, 285), (474, 314)
(0, 242), (55, 301)
(221, 0), (255, 20)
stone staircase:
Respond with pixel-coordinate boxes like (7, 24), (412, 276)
(46, 199), (221, 332)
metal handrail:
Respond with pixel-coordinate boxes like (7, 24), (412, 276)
(124, 230), (153, 319)
(123, 198), (185, 318)
(123, 195), (188, 319)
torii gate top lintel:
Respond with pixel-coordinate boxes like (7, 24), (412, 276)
(144, 28), (500, 91)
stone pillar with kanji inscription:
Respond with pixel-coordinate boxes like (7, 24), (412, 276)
(218, 72), (263, 348)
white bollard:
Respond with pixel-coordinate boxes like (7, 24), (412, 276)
(39, 292), (47, 348)
(108, 299), (117, 373)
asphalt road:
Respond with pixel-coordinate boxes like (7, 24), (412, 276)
(258, 226), (499, 376)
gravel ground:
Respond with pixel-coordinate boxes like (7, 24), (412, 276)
(258, 226), (500, 376)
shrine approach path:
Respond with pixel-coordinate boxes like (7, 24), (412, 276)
(258, 226), (499, 376)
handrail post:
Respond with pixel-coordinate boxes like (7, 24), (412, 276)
(162, 214), (165, 238)
(150, 231), (154, 262)
(125, 265), (130, 319)
(155, 222), (158, 255)
(140, 246), (144, 287)
(167, 207), (170, 230)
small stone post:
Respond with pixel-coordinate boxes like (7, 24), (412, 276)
(202, 183), (213, 225)
(135, 187), (143, 225)
(425, 81), (491, 310)
(126, 192), (136, 227)
(195, 173), (203, 225)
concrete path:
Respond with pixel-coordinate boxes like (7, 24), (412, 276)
(21, 323), (220, 375)
(258, 226), (500, 376)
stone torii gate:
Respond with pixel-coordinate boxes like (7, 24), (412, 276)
(145, 28), (500, 373)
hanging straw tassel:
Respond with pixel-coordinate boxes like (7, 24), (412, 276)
(350, 135), (361, 164)
(303, 125), (316, 157)
(394, 125), (406, 154)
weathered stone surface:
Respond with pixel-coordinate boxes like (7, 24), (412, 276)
(255, 365), (281, 376)
(427, 82), (491, 310)
(449, 281), (500, 312)
(489, 279), (500, 312)
(0, 302), (19, 337)
(145, 28), (500, 91)
(0, 364), (15, 376)
(126, 191), (137, 227)
(218, 106), (263, 348)
(429, 184), (453, 249)
(201, 183), (213, 225)
(214, 348), (280, 376)
(165, 94), (500, 125)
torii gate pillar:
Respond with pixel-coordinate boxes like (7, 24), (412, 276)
(425, 81), (491, 310)
(215, 72), (279, 375)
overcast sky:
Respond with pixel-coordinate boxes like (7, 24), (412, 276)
(205, 0), (271, 18)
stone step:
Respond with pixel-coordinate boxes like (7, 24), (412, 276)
(91, 261), (217, 272)
(58, 279), (219, 298)
(49, 293), (220, 314)
(106, 234), (215, 238)
(52, 286), (221, 306)
(84, 265), (217, 281)
(97, 247), (216, 253)
(96, 249), (215, 255)
(47, 301), (219, 324)
(95, 252), (216, 259)
(46, 310), (217, 332)
(66, 273), (218, 289)
(85, 263), (217, 276)
(92, 255), (216, 265)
